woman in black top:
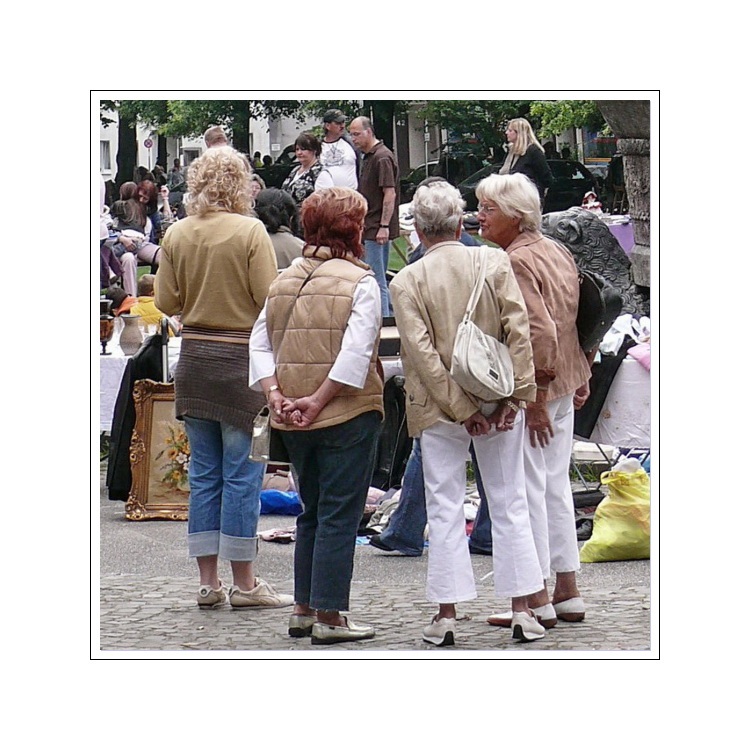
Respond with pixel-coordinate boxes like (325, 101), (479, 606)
(280, 132), (334, 208)
(499, 118), (553, 209)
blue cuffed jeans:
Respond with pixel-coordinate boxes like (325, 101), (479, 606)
(282, 411), (381, 612)
(183, 416), (264, 561)
(364, 239), (392, 317)
(379, 438), (493, 555)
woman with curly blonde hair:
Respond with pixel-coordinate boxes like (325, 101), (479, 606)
(184, 146), (256, 216)
(155, 146), (294, 612)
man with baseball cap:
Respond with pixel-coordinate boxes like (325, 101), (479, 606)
(320, 109), (360, 189)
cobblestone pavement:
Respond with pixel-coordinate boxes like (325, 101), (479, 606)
(98, 463), (654, 657)
(99, 575), (651, 655)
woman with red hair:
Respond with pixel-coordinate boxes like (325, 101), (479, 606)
(250, 187), (384, 645)
(110, 181), (163, 295)
(137, 179), (162, 244)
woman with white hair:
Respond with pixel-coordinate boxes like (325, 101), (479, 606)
(476, 172), (591, 629)
(499, 118), (553, 209)
(390, 180), (546, 646)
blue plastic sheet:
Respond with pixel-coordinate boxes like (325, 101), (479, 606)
(260, 490), (303, 516)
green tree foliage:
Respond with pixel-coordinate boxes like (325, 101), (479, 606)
(415, 100), (535, 161)
(100, 99), (310, 164)
(302, 100), (363, 119)
(159, 100), (307, 155)
(101, 100), (164, 186)
(529, 100), (607, 139)
(99, 98), (608, 185)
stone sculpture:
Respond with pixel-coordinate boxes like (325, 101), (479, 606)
(542, 207), (649, 316)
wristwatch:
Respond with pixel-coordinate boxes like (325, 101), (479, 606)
(266, 384), (280, 398)
(379, 224), (389, 228)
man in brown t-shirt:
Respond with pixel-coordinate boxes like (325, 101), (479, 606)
(349, 116), (400, 317)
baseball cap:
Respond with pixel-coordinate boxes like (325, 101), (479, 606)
(323, 109), (346, 124)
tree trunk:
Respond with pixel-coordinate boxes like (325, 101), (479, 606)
(232, 101), (251, 157)
(364, 100), (395, 151)
(115, 109), (138, 189)
(157, 134), (168, 170)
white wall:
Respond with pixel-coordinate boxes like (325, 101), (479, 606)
(405, 110), (442, 170)
(100, 106), (322, 180)
(99, 108), (181, 179)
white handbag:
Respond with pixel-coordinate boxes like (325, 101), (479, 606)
(450, 246), (515, 402)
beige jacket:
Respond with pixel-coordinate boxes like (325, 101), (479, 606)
(390, 240), (536, 437)
(505, 231), (590, 401)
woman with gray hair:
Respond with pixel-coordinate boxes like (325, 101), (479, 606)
(390, 180), (546, 646)
(475, 172), (592, 629)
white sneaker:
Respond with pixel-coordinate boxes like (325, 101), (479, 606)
(197, 581), (226, 609)
(228, 579), (294, 609)
(511, 611), (546, 642)
(422, 615), (456, 646)
(488, 603), (557, 629)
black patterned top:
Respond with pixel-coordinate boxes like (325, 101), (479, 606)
(281, 162), (333, 207)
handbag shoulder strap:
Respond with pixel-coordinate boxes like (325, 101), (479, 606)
(463, 246), (488, 323)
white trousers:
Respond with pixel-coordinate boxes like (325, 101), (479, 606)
(119, 252), (138, 297)
(523, 393), (580, 578)
(421, 416), (544, 603)
(118, 244), (161, 298)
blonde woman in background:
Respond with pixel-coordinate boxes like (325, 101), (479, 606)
(499, 118), (553, 209)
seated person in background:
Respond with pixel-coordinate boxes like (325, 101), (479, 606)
(109, 183), (163, 296)
(137, 180), (163, 246)
(254, 188), (304, 269)
(250, 173), (266, 200)
(104, 286), (136, 316)
(130, 274), (166, 326)
(104, 277), (178, 335)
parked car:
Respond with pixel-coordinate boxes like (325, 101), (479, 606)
(399, 161), (440, 202)
(457, 159), (597, 214)
(254, 145), (297, 189)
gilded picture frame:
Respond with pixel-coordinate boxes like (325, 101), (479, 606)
(125, 379), (189, 521)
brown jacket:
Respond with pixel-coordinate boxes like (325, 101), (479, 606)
(505, 231), (590, 401)
(265, 247), (384, 430)
(390, 240), (536, 437)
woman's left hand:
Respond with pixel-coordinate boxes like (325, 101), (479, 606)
(268, 390), (289, 420)
(283, 395), (323, 428)
(486, 402), (518, 432)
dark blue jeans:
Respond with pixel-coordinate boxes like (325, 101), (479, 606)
(282, 411), (381, 612)
(379, 438), (493, 555)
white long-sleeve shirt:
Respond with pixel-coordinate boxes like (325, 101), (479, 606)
(249, 267), (381, 391)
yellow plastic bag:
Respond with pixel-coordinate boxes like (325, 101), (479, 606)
(579, 463), (650, 563)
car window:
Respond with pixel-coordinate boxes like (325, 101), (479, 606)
(550, 161), (590, 180)
(458, 164), (497, 189)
